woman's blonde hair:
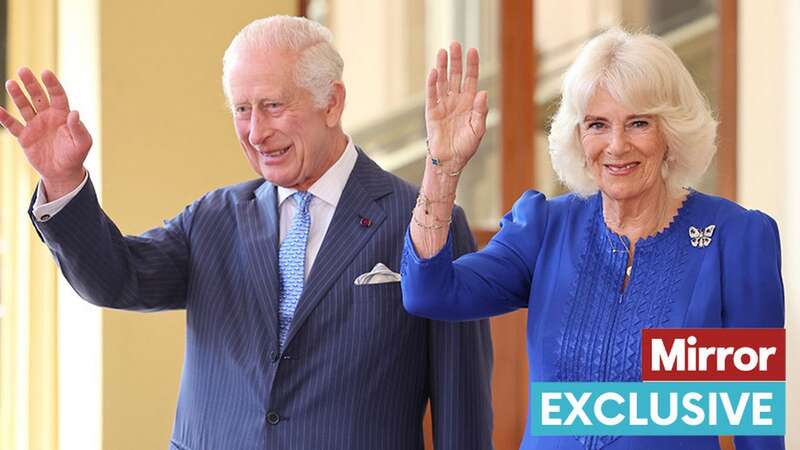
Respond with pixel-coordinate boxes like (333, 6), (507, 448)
(548, 27), (718, 197)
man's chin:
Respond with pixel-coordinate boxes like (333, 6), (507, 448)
(259, 171), (297, 189)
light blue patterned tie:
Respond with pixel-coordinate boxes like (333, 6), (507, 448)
(278, 191), (313, 348)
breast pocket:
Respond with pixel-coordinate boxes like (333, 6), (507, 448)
(350, 282), (410, 346)
(352, 281), (403, 304)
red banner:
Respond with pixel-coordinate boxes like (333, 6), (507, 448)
(641, 328), (785, 381)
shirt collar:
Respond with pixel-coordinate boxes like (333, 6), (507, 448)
(276, 135), (358, 208)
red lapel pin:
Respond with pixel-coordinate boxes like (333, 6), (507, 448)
(360, 217), (372, 227)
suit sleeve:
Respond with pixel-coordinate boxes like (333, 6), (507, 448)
(720, 210), (786, 450)
(426, 205), (494, 450)
(29, 176), (194, 311)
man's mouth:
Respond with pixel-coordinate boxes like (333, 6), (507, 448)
(259, 146), (291, 158)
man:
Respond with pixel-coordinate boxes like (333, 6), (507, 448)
(0, 16), (493, 450)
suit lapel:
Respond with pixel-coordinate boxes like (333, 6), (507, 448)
(235, 182), (280, 344)
(283, 150), (392, 348)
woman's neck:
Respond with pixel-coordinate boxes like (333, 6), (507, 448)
(602, 183), (681, 244)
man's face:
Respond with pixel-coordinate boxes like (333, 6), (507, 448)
(227, 48), (339, 191)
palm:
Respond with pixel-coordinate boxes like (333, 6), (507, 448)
(425, 44), (488, 166)
(0, 68), (91, 182)
(18, 108), (86, 178)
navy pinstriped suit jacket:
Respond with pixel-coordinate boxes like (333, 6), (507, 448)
(31, 150), (494, 450)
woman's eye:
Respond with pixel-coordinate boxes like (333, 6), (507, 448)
(587, 122), (605, 130)
(630, 120), (649, 128)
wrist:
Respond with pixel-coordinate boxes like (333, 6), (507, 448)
(424, 156), (460, 186)
(42, 168), (86, 201)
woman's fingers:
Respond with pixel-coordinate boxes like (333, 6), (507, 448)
(448, 42), (463, 95)
(462, 48), (480, 95)
(435, 49), (449, 101)
(425, 68), (439, 111)
(470, 90), (489, 137)
(6, 79), (37, 123)
(18, 67), (51, 112)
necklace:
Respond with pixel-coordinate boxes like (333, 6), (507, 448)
(604, 195), (670, 279)
(607, 231), (633, 277)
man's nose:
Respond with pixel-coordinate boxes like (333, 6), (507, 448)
(248, 110), (274, 147)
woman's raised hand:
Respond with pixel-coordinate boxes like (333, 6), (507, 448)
(425, 42), (489, 174)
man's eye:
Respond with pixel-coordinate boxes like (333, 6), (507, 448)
(266, 102), (281, 109)
(234, 106), (249, 114)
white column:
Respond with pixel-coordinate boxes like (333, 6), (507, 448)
(739, 0), (797, 447)
(782, 1), (800, 449)
(57, 0), (103, 449)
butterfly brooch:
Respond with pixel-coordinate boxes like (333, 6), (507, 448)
(689, 225), (716, 248)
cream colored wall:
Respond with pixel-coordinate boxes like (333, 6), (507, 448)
(738, 1), (798, 447)
(94, 2), (295, 449)
(330, 0), (426, 131)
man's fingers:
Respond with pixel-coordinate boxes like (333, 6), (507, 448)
(448, 41), (463, 94)
(18, 67), (51, 112)
(462, 48), (480, 94)
(435, 49), (448, 101)
(0, 105), (25, 137)
(6, 79), (37, 123)
(67, 110), (92, 150)
(41, 70), (70, 110)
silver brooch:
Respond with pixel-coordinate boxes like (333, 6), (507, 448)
(689, 225), (716, 248)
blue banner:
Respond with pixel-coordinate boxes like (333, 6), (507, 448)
(530, 381), (785, 436)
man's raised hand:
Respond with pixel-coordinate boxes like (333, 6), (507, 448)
(0, 68), (91, 199)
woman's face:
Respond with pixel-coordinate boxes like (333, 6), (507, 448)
(579, 88), (667, 202)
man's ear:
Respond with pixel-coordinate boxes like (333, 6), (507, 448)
(325, 81), (346, 128)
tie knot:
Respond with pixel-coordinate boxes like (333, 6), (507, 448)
(293, 191), (313, 213)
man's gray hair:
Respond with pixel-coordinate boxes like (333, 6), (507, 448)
(548, 27), (718, 197)
(222, 15), (344, 108)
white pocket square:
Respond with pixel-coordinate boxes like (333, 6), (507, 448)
(354, 263), (402, 285)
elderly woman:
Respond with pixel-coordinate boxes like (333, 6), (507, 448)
(401, 28), (784, 450)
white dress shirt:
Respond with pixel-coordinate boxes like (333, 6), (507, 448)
(276, 138), (357, 279)
(32, 137), (359, 280)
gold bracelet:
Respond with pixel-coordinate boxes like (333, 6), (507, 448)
(412, 212), (452, 230)
(416, 191), (456, 213)
(413, 203), (452, 223)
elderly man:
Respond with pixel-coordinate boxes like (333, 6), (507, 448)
(0, 16), (493, 450)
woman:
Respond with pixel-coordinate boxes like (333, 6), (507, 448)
(401, 28), (784, 450)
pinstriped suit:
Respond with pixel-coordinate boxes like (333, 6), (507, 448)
(30, 149), (494, 450)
